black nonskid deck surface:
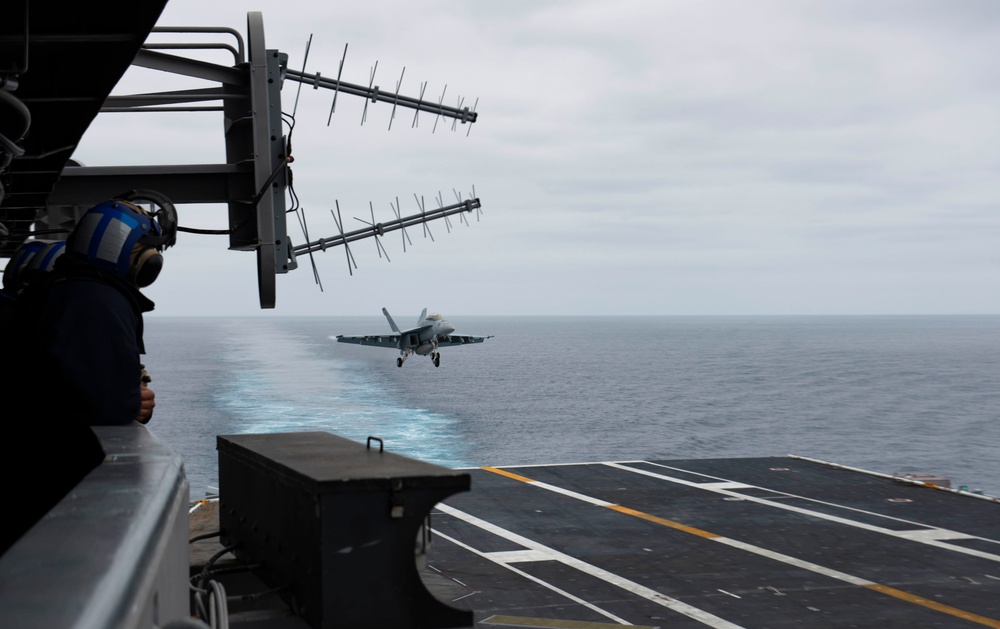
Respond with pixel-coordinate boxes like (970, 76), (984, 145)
(424, 457), (1000, 628)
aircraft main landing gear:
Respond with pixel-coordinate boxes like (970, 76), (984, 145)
(397, 357), (404, 368)
(432, 353), (441, 368)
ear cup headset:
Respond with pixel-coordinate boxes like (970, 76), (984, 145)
(66, 191), (177, 288)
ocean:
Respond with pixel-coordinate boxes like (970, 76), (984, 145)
(142, 315), (1000, 499)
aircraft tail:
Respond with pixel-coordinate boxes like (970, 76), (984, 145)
(382, 307), (401, 333)
(418, 308), (427, 324)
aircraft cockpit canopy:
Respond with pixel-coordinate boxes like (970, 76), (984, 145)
(427, 313), (444, 321)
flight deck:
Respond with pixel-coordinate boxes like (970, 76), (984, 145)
(423, 456), (1000, 628)
(184, 452), (1000, 628)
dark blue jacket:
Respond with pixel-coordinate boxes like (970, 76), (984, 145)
(0, 255), (153, 553)
(10, 255), (154, 425)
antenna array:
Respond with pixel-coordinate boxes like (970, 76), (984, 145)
(291, 189), (482, 290)
(283, 34), (485, 291)
(285, 38), (479, 135)
(63, 18), (486, 307)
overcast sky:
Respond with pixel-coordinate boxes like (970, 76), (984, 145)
(71, 0), (1000, 317)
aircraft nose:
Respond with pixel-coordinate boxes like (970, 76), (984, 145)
(443, 323), (455, 335)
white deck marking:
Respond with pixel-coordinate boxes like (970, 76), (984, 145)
(432, 529), (631, 625)
(698, 482), (753, 490)
(531, 481), (615, 507)
(605, 462), (1000, 563)
(895, 529), (982, 542)
(435, 503), (746, 629)
(647, 460), (1000, 534)
(478, 466), (1000, 628)
(713, 538), (874, 586)
(485, 549), (554, 563)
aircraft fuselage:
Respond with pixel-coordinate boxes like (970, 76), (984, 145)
(400, 317), (456, 355)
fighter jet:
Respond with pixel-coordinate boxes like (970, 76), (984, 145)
(336, 308), (493, 367)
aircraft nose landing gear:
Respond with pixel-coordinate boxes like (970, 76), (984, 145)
(397, 357), (404, 368)
(432, 353), (441, 368)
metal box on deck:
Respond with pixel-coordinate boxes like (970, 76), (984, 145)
(217, 431), (471, 629)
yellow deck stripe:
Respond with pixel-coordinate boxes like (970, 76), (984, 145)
(482, 466), (537, 484)
(481, 465), (1000, 628)
(864, 584), (1000, 628)
(608, 505), (720, 540)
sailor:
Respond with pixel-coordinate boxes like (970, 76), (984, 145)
(0, 195), (175, 555)
(0, 239), (64, 337)
(13, 198), (172, 424)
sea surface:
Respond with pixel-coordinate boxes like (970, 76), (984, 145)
(143, 315), (1000, 499)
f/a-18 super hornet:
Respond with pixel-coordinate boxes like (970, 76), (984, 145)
(337, 307), (492, 367)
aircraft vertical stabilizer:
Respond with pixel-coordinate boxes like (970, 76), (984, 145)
(382, 307), (401, 333)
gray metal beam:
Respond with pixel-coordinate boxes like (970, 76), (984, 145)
(133, 48), (246, 86)
(103, 87), (240, 109)
(49, 164), (255, 206)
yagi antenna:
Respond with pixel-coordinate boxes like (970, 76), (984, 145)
(285, 47), (478, 131)
(276, 37), (484, 288)
(294, 193), (482, 272)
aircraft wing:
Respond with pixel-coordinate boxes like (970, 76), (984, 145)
(336, 335), (400, 349)
(436, 335), (494, 347)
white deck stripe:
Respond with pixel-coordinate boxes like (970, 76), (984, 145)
(485, 550), (555, 563)
(476, 467), (1000, 628)
(698, 482), (753, 490)
(713, 538), (875, 587)
(605, 462), (1000, 563)
(894, 529), (981, 541)
(432, 529), (632, 625)
(647, 461), (999, 535)
(435, 503), (746, 629)
(531, 481), (615, 507)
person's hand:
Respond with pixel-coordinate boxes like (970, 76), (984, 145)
(138, 385), (155, 424)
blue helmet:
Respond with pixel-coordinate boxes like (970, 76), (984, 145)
(66, 200), (165, 287)
(2, 239), (47, 292)
(22, 240), (66, 281)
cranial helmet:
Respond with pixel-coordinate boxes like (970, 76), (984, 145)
(66, 197), (172, 287)
(2, 239), (47, 292)
(21, 240), (66, 284)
